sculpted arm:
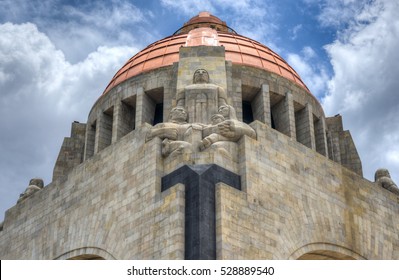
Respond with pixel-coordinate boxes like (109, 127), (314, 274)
(202, 124), (220, 138)
(218, 120), (256, 140)
(146, 123), (178, 142)
(217, 87), (228, 107)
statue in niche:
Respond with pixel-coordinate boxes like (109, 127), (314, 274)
(146, 106), (201, 157)
(176, 69), (227, 124)
(374, 168), (399, 194)
(200, 104), (256, 150)
(17, 178), (44, 204)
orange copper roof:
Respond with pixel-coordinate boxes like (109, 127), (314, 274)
(102, 13), (310, 95)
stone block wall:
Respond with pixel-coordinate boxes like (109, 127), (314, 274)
(0, 127), (185, 259)
(326, 115), (363, 176)
(1, 121), (397, 259)
(53, 122), (86, 181)
(217, 121), (398, 259)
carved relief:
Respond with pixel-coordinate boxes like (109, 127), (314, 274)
(176, 69), (227, 124)
(200, 105), (256, 151)
(375, 168), (399, 194)
(17, 178), (44, 204)
(146, 106), (202, 157)
(147, 69), (257, 157)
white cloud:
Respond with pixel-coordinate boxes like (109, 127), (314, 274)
(0, 22), (137, 220)
(287, 47), (330, 99)
(291, 24), (303, 40)
(322, 0), (399, 181)
(160, 0), (215, 15)
(0, 0), (151, 63)
(160, 0), (277, 44)
(64, 0), (146, 30)
(301, 0), (379, 28)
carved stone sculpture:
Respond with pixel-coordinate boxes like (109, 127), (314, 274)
(149, 69), (257, 157)
(177, 69), (227, 124)
(200, 105), (256, 150)
(375, 168), (399, 194)
(193, 68), (210, 84)
(17, 178), (44, 204)
(146, 107), (200, 157)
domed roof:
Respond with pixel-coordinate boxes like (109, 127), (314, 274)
(102, 12), (310, 95)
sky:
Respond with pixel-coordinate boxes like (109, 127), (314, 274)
(0, 0), (398, 221)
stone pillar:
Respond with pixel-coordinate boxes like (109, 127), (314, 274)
(314, 116), (328, 157)
(136, 87), (156, 127)
(84, 120), (96, 160)
(95, 110), (113, 153)
(112, 101), (135, 143)
(252, 84), (271, 126)
(326, 116), (343, 163)
(295, 103), (316, 150)
(162, 164), (241, 260)
(112, 102), (122, 143)
(272, 91), (296, 139)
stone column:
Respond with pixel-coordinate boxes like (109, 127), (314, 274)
(252, 84), (271, 126)
(84, 120), (96, 160)
(272, 91), (296, 139)
(135, 87), (156, 127)
(112, 101), (122, 143)
(95, 110), (113, 153)
(295, 103), (316, 150)
(113, 101), (135, 143)
(314, 116), (328, 157)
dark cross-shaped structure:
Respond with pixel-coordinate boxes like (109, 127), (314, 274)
(161, 164), (241, 260)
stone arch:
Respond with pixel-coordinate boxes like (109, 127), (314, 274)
(54, 247), (117, 260)
(289, 243), (366, 260)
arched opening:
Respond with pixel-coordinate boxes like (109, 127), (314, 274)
(289, 243), (365, 260)
(298, 250), (356, 260)
(54, 247), (116, 260)
(68, 254), (105, 260)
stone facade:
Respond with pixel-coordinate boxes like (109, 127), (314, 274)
(1, 15), (398, 260)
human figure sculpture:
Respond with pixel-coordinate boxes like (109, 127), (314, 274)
(200, 105), (256, 150)
(176, 69), (227, 124)
(146, 106), (201, 157)
(193, 68), (210, 84)
(374, 168), (399, 194)
(199, 114), (227, 150)
(17, 178), (44, 204)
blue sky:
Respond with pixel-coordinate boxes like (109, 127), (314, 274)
(1, 0), (399, 221)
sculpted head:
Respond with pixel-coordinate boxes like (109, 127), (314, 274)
(211, 114), (225, 125)
(218, 105), (230, 118)
(169, 106), (188, 123)
(29, 178), (44, 188)
(375, 168), (391, 181)
(193, 69), (209, 84)
(218, 105), (237, 120)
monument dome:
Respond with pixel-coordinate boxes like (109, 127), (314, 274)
(103, 12), (310, 96)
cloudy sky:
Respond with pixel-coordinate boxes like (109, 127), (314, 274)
(1, 0), (398, 221)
